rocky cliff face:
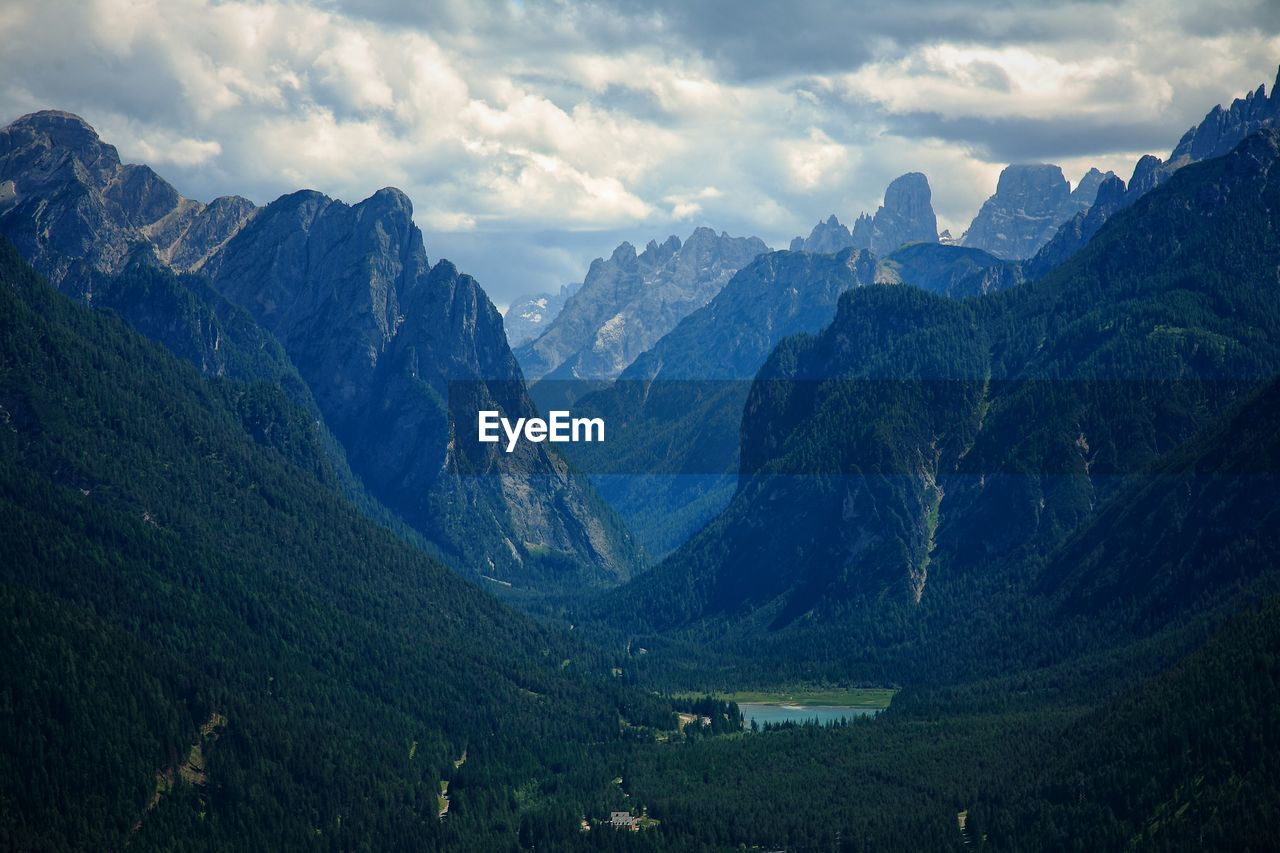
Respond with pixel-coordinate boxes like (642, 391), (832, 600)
(960, 164), (1110, 260)
(503, 283), (580, 347)
(1025, 173), (1129, 279)
(791, 172), (938, 257)
(1070, 167), (1109, 207)
(869, 172), (939, 252)
(0, 112), (281, 384)
(0, 110), (641, 588)
(0, 111), (255, 285)
(552, 249), (880, 558)
(619, 248), (879, 382)
(610, 129), (1280, 638)
(515, 227), (769, 381)
(789, 214), (853, 253)
(201, 187), (642, 583)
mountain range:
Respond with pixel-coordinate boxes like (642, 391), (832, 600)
(557, 240), (1021, 558)
(790, 171), (939, 255)
(601, 128), (1280, 680)
(0, 110), (641, 588)
(6, 62), (1280, 853)
(0, 237), (673, 848)
(515, 227), (769, 382)
(1027, 65), (1280, 278)
(503, 282), (581, 346)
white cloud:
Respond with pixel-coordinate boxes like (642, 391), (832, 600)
(839, 47), (1154, 121)
(127, 131), (223, 167)
(663, 186), (723, 220)
(783, 128), (853, 192)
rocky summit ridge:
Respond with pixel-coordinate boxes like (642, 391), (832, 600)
(791, 171), (939, 257)
(0, 109), (642, 587)
(515, 226), (769, 381)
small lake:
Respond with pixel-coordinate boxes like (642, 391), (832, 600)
(740, 703), (878, 729)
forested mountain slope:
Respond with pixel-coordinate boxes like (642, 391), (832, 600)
(612, 590), (1280, 851)
(599, 130), (1280, 681)
(0, 239), (669, 850)
(556, 239), (1025, 560)
(0, 110), (641, 589)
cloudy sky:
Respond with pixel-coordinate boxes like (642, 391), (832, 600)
(2, 0), (1278, 306)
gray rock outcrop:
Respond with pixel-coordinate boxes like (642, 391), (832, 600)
(791, 172), (939, 257)
(960, 164), (1112, 260)
(516, 227), (769, 381)
(503, 283), (580, 347)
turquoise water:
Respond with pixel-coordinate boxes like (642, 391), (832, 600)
(740, 702), (877, 729)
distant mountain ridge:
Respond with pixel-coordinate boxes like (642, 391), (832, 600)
(503, 282), (580, 346)
(873, 242), (1022, 297)
(515, 227), (769, 381)
(557, 241), (1022, 558)
(959, 164), (1111, 259)
(602, 130), (1280, 671)
(1169, 67), (1280, 165)
(1027, 66), (1280, 278)
(790, 171), (939, 256)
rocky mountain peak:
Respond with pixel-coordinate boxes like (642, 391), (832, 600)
(363, 185), (413, 215)
(7, 109), (112, 158)
(1072, 167), (1110, 206)
(1125, 154), (1163, 196)
(1, 110), (120, 197)
(850, 212), (874, 247)
(0, 110), (260, 283)
(961, 163), (1106, 260)
(998, 163), (1068, 201)
(503, 281), (582, 346)
(1170, 66), (1280, 166)
(1023, 172), (1128, 280)
(200, 182), (640, 580)
(1093, 173), (1128, 208)
(610, 241), (638, 263)
(429, 256), (458, 279)
(641, 233), (683, 263)
(872, 171), (938, 252)
(515, 226), (769, 381)
(790, 214), (854, 254)
(789, 173), (938, 257)
(882, 171), (931, 209)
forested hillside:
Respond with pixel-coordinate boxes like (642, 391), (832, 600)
(608, 594), (1280, 851)
(597, 129), (1280, 684)
(0, 238), (671, 850)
